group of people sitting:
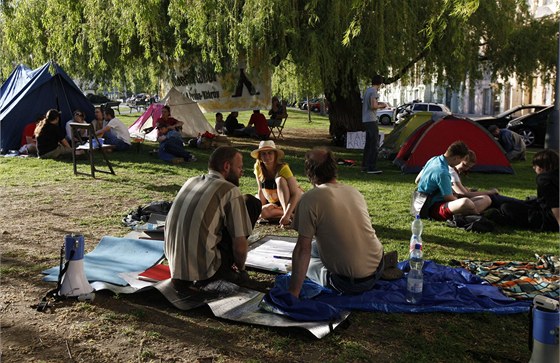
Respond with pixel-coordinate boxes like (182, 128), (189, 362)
(415, 141), (559, 232)
(164, 143), (385, 297)
(163, 138), (558, 300)
(214, 97), (287, 139)
(20, 107), (131, 159)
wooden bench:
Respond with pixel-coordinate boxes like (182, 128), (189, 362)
(102, 101), (121, 115)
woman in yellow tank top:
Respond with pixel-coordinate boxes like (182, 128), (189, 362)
(251, 140), (303, 226)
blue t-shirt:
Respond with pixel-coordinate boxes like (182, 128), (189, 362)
(362, 86), (378, 123)
(417, 155), (453, 206)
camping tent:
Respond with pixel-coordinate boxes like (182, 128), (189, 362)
(128, 87), (215, 141)
(393, 115), (513, 174)
(380, 111), (436, 158)
(0, 61), (94, 152)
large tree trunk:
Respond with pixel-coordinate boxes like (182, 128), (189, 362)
(325, 75), (363, 144)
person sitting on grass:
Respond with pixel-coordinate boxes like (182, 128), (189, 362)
(164, 147), (261, 292)
(415, 141), (491, 220)
(156, 122), (196, 164)
(246, 109), (270, 140)
(155, 105), (183, 133)
(449, 149), (521, 210)
(95, 108), (131, 151)
(215, 112), (226, 134)
(65, 109), (88, 145)
(91, 106), (106, 133)
(251, 140), (303, 226)
(35, 109), (81, 159)
(224, 111), (245, 136)
(18, 114), (42, 155)
(489, 149), (559, 232)
(289, 147), (386, 296)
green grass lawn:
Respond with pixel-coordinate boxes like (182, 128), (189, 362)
(0, 109), (556, 362)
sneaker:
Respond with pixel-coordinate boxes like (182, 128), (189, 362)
(188, 155), (197, 162)
(366, 169), (383, 174)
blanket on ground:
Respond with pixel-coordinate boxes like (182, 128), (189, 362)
(42, 236), (164, 286)
(457, 256), (559, 300)
(262, 260), (531, 320)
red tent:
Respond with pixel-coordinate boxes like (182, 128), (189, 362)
(394, 115), (513, 174)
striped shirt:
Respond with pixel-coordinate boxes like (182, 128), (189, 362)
(164, 170), (253, 281)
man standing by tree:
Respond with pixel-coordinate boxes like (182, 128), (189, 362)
(362, 75), (386, 174)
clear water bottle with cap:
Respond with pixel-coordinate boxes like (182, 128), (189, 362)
(410, 214), (423, 252)
(406, 243), (424, 304)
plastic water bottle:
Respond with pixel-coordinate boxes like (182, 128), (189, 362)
(410, 215), (423, 251)
(406, 243), (424, 304)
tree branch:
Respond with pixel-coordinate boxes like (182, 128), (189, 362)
(385, 48), (429, 84)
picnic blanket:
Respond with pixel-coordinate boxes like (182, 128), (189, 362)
(42, 236), (164, 286)
(262, 260), (531, 319)
(457, 255), (560, 300)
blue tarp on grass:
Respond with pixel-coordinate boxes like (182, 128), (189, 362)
(266, 260), (531, 320)
(42, 236), (164, 286)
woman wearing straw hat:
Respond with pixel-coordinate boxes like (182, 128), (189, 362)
(251, 140), (303, 226)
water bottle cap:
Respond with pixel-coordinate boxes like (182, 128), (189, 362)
(415, 214), (420, 220)
(414, 243), (422, 250)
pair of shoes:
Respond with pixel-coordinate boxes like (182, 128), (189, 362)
(171, 157), (184, 164)
(366, 169), (383, 174)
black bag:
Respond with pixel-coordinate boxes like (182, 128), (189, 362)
(122, 201), (172, 227)
(410, 190), (434, 219)
(447, 215), (494, 233)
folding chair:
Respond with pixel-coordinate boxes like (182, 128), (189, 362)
(269, 101), (289, 139)
(269, 115), (288, 139)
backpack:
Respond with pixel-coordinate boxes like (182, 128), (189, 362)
(122, 201), (172, 227)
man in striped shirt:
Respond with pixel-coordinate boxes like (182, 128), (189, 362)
(165, 147), (261, 291)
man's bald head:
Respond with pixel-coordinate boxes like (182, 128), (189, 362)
(304, 147), (338, 186)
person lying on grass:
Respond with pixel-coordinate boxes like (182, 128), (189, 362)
(251, 140), (303, 227)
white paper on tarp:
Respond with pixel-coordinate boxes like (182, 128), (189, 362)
(346, 131), (385, 149)
(246, 238), (297, 273)
(118, 271), (156, 290)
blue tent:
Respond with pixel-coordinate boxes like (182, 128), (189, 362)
(0, 61), (94, 152)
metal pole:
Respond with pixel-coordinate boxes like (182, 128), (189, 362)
(545, 20), (559, 150)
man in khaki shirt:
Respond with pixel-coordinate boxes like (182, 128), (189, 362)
(289, 147), (384, 296)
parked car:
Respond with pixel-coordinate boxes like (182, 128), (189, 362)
(506, 106), (553, 147)
(300, 98), (328, 113)
(472, 104), (547, 129)
(395, 102), (451, 124)
(377, 102), (395, 125)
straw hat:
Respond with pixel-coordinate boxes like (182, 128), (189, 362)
(250, 140), (285, 160)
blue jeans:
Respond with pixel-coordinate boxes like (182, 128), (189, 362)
(159, 138), (193, 162)
(362, 121), (379, 171)
(103, 130), (130, 151)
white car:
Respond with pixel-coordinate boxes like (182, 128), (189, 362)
(377, 102), (395, 125)
(395, 102), (451, 124)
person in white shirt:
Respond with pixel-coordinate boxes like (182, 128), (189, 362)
(96, 108), (131, 151)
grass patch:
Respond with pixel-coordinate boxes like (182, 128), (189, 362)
(0, 109), (555, 362)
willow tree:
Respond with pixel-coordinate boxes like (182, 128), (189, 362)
(0, 0), (176, 91)
(1, 0), (556, 136)
(167, 0), (557, 136)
